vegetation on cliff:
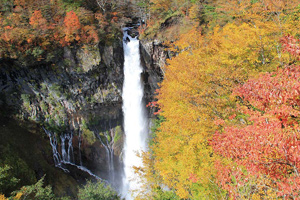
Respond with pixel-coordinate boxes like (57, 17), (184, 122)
(2, 0), (300, 199)
(0, 169), (121, 200)
(137, 0), (300, 199)
(0, 0), (127, 199)
(0, 0), (135, 63)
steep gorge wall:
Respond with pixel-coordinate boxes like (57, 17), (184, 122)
(0, 32), (167, 195)
(140, 39), (169, 116)
(0, 40), (125, 188)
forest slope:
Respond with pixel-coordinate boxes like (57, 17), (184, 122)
(137, 0), (300, 199)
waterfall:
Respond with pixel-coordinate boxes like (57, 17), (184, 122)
(43, 127), (102, 180)
(44, 127), (62, 167)
(122, 28), (149, 199)
(94, 128), (115, 183)
(78, 130), (82, 166)
(60, 133), (74, 163)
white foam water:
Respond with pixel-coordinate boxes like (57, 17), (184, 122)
(121, 28), (148, 199)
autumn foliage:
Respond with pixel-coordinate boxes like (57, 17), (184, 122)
(212, 36), (300, 199)
(29, 11), (47, 30)
(139, 0), (300, 199)
(0, 0), (122, 61)
(63, 11), (81, 43)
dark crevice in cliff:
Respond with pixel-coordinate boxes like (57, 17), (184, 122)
(139, 39), (168, 117)
(0, 39), (126, 195)
(0, 24), (167, 196)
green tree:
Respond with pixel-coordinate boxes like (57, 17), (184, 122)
(78, 180), (120, 200)
(11, 175), (55, 200)
(0, 165), (19, 196)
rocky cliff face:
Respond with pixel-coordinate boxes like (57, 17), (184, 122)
(0, 40), (124, 189)
(140, 39), (169, 115)
(0, 33), (167, 195)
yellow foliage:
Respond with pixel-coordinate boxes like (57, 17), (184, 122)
(152, 44), (227, 199)
(134, 151), (160, 200)
(188, 4), (199, 20)
(167, 26), (203, 52)
(150, 0), (190, 13)
(137, 0), (300, 198)
(150, 0), (172, 12)
(0, 194), (7, 200)
(13, 192), (23, 200)
(140, 7), (297, 198)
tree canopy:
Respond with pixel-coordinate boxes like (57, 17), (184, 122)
(138, 0), (300, 199)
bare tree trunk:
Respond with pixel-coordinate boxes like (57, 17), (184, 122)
(95, 0), (108, 12)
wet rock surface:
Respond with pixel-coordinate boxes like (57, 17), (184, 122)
(140, 39), (169, 115)
(0, 40), (125, 190)
(0, 30), (166, 195)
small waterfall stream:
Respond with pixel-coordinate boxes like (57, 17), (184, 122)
(94, 127), (115, 183)
(44, 28), (149, 197)
(121, 28), (149, 199)
(43, 127), (102, 180)
(60, 133), (74, 163)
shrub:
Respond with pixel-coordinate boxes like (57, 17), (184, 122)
(78, 180), (120, 200)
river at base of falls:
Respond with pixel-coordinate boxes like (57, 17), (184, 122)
(121, 28), (149, 200)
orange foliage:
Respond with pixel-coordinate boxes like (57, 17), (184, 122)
(64, 10), (81, 43)
(0, 0), (104, 59)
(14, 0), (26, 7)
(81, 25), (99, 44)
(29, 10), (48, 30)
(0, 194), (7, 200)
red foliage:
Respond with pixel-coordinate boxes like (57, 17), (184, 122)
(214, 160), (252, 198)
(146, 101), (161, 115)
(281, 35), (300, 58)
(146, 101), (158, 108)
(153, 110), (161, 115)
(212, 36), (300, 198)
(189, 173), (199, 183)
(4, 26), (13, 30)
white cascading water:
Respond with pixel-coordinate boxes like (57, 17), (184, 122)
(43, 128), (102, 180)
(94, 128), (115, 183)
(122, 28), (149, 199)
